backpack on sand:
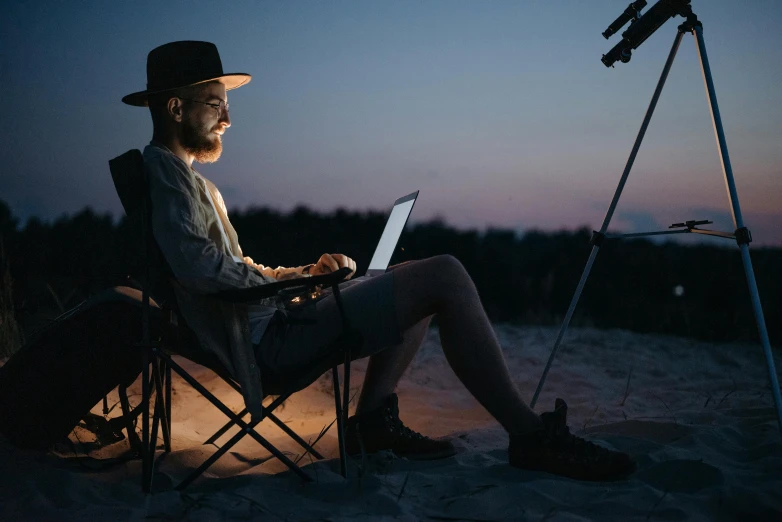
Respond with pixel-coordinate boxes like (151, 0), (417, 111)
(0, 287), (157, 449)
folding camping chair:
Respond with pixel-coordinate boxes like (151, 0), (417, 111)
(109, 149), (360, 492)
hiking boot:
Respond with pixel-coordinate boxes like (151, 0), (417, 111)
(345, 393), (456, 460)
(509, 398), (636, 481)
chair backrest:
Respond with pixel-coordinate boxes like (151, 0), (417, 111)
(109, 150), (224, 374)
(109, 149), (176, 308)
(109, 150), (146, 218)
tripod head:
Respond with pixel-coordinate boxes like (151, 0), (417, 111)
(601, 0), (694, 67)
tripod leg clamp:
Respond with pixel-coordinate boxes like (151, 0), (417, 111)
(735, 227), (752, 245)
(590, 231), (606, 246)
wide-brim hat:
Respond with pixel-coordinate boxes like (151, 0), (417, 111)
(122, 41), (251, 107)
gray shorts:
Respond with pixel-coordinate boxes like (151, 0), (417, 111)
(254, 272), (403, 394)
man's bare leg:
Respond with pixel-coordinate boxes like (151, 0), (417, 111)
(347, 255), (635, 480)
(377, 254), (541, 436)
(356, 316), (432, 415)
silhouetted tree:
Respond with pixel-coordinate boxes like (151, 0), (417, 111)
(0, 199), (778, 346)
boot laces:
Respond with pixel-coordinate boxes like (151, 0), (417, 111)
(551, 423), (608, 460)
(384, 409), (425, 441)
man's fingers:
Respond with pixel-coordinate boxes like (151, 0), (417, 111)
(330, 254), (348, 269)
(335, 255), (356, 270)
(317, 254), (356, 278)
(318, 253), (339, 273)
(331, 254), (356, 279)
(336, 255), (356, 279)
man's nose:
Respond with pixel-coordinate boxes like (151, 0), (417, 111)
(219, 109), (231, 127)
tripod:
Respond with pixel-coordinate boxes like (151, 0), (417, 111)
(529, 14), (782, 434)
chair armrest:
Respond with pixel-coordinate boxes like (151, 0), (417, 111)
(214, 267), (354, 303)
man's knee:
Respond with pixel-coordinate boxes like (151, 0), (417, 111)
(394, 254), (473, 297)
(428, 254), (469, 281)
(393, 255), (475, 323)
(417, 255), (476, 303)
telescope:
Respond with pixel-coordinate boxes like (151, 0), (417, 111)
(601, 0), (693, 67)
(532, 0), (782, 437)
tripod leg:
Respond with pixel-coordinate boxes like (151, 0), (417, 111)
(737, 247), (782, 432)
(530, 28), (686, 409)
(531, 247), (599, 408)
(692, 25), (782, 433)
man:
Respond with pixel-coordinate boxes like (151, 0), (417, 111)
(122, 41), (635, 481)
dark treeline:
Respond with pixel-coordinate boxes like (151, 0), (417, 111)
(0, 199), (779, 348)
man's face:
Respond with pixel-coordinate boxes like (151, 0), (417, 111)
(180, 82), (231, 164)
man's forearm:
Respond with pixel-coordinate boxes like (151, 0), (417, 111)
(242, 256), (313, 280)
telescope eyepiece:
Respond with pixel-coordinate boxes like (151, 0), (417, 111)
(602, 0), (648, 40)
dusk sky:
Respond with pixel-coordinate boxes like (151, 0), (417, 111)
(2, 0), (781, 245)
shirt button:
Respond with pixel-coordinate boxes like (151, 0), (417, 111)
(250, 364), (256, 369)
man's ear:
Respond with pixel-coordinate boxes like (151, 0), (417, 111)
(167, 97), (184, 123)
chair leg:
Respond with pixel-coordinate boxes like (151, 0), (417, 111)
(266, 412), (325, 460)
(270, 384), (340, 461)
(201, 371), (327, 460)
(159, 353), (313, 487)
(200, 372), (246, 445)
(203, 401), (326, 461)
(244, 425), (313, 483)
(342, 355), (352, 479)
(165, 362), (172, 441)
(177, 425), (248, 490)
(330, 283), (356, 479)
(150, 393), (160, 455)
(142, 351), (172, 493)
(203, 407), (247, 446)
(343, 350), (351, 431)
(118, 386), (142, 454)
(333, 366), (347, 478)
(152, 357), (171, 452)
(141, 350), (152, 493)
(176, 414), (312, 489)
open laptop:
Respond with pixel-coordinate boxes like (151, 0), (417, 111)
(365, 191), (418, 277)
(308, 190), (417, 299)
(287, 190), (417, 304)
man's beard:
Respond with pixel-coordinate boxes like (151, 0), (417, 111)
(182, 120), (223, 163)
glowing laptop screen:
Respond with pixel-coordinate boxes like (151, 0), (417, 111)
(366, 192), (417, 275)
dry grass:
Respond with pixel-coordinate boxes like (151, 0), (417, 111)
(0, 239), (23, 358)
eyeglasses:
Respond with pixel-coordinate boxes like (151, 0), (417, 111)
(179, 97), (229, 117)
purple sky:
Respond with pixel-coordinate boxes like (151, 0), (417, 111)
(2, 0), (780, 245)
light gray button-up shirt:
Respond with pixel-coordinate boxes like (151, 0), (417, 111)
(144, 142), (307, 419)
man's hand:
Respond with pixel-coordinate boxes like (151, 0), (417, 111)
(277, 272), (305, 281)
(311, 253), (356, 280)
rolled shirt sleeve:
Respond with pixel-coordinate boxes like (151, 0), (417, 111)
(199, 174), (311, 281)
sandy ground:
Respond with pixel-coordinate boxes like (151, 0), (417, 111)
(1, 325), (781, 521)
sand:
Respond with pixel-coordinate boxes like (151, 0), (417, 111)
(1, 325), (781, 521)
